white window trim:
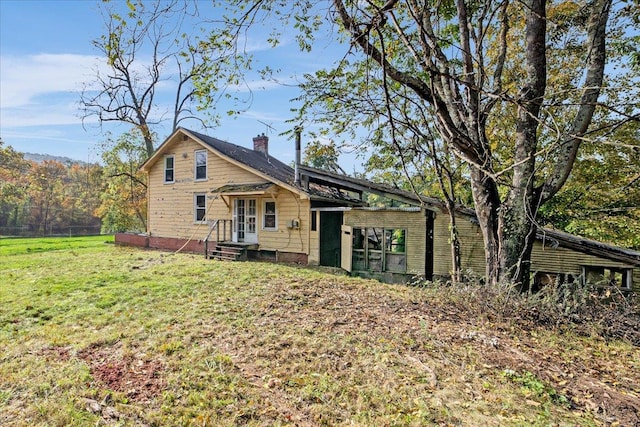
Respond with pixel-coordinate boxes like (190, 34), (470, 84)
(194, 150), (208, 181)
(262, 200), (278, 231)
(194, 193), (207, 224)
(164, 155), (175, 183)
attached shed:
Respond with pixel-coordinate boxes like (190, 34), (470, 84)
(298, 166), (640, 292)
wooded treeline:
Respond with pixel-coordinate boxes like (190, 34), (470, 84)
(0, 138), (146, 236)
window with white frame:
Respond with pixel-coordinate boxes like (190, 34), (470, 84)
(164, 155), (175, 183)
(194, 194), (207, 223)
(195, 150), (207, 181)
(263, 200), (277, 230)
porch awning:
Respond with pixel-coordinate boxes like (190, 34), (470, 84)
(210, 182), (278, 196)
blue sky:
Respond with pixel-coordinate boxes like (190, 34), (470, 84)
(0, 0), (363, 169)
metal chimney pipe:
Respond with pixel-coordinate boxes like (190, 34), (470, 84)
(294, 127), (302, 186)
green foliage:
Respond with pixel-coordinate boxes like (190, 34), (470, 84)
(502, 370), (570, 407)
(303, 139), (345, 173)
(95, 130), (148, 233)
(0, 141), (30, 230)
(0, 141), (103, 236)
(540, 121), (640, 249)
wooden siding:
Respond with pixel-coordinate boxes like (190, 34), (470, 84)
(531, 242), (640, 292)
(309, 211), (320, 265)
(257, 193), (309, 254)
(147, 136), (309, 254)
(345, 208), (639, 291)
(432, 214), (486, 278)
(343, 209), (427, 275)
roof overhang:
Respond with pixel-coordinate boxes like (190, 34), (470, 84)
(210, 182), (279, 196)
(298, 165), (442, 212)
(537, 229), (640, 266)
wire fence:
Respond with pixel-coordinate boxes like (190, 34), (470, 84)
(0, 225), (102, 238)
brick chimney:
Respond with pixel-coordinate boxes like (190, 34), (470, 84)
(252, 133), (268, 155)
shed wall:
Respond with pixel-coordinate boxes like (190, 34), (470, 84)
(343, 209), (427, 275)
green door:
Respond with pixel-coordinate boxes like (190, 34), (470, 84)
(319, 211), (343, 267)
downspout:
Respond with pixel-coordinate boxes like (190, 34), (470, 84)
(294, 127), (302, 186)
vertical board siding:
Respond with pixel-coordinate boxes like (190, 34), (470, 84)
(345, 208), (638, 291)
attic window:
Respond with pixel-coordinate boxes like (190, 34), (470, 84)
(164, 155), (174, 183)
(195, 150), (207, 181)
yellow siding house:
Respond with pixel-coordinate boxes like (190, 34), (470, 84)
(120, 127), (640, 293)
(134, 128), (363, 264)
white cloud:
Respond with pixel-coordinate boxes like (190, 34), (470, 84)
(0, 53), (111, 132)
(0, 53), (103, 108)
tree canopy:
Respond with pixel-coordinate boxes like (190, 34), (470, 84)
(204, 0), (639, 286)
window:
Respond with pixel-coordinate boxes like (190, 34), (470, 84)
(385, 229), (406, 273)
(247, 199), (256, 234)
(311, 211), (317, 231)
(164, 155), (174, 183)
(195, 150), (207, 180)
(194, 194), (206, 223)
(531, 272), (576, 292)
(351, 227), (407, 273)
(583, 266), (632, 290)
(263, 201), (277, 230)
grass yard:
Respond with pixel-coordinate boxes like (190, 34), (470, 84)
(0, 235), (114, 256)
(1, 237), (639, 426)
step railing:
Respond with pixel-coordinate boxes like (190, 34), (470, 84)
(203, 219), (233, 257)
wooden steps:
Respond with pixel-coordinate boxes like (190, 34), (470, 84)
(207, 244), (246, 261)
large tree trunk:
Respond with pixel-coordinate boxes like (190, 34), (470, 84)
(333, 0), (610, 288)
(496, 0), (546, 288)
(469, 168), (501, 285)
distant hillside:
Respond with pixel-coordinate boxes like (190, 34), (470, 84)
(22, 152), (87, 165)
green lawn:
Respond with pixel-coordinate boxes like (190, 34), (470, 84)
(1, 237), (638, 426)
(0, 235), (114, 256)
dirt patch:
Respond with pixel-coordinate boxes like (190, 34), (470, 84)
(219, 277), (640, 426)
(77, 341), (165, 403)
(37, 345), (72, 361)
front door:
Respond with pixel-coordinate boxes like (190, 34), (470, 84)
(233, 199), (258, 243)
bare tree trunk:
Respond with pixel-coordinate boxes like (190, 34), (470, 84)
(469, 168), (501, 285)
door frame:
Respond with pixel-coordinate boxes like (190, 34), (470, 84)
(232, 198), (258, 243)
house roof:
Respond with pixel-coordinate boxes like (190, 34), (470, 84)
(141, 128), (364, 206)
(298, 165), (640, 267)
(298, 165), (447, 211)
(211, 182), (278, 195)
(187, 129), (296, 186)
(536, 228), (640, 267)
